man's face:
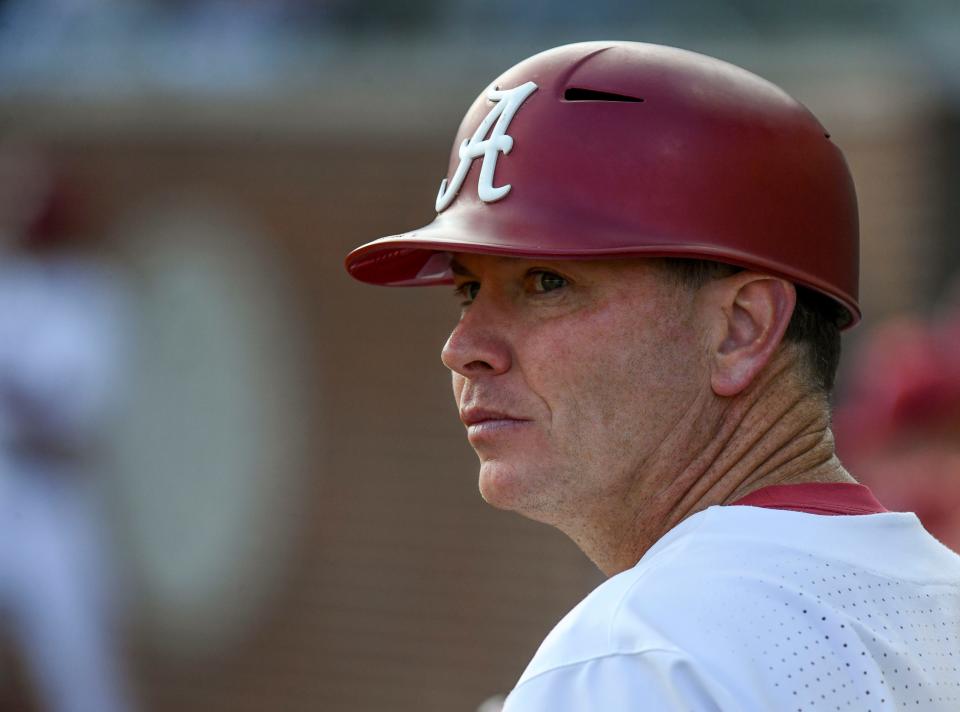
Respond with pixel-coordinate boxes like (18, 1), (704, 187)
(441, 254), (708, 529)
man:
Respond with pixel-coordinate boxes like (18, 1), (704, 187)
(345, 42), (960, 710)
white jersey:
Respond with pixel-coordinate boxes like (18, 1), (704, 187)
(503, 504), (960, 711)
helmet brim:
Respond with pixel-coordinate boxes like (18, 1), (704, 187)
(344, 209), (861, 330)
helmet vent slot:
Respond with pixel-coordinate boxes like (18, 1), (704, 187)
(564, 88), (644, 103)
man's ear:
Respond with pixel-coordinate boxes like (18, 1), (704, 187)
(707, 273), (796, 397)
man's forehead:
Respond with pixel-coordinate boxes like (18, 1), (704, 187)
(449, 253), (525, 275)
(448, 255), (475, 277)
(447, 252), (662, 279)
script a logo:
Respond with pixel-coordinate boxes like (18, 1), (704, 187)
(435, 81), (538, 213)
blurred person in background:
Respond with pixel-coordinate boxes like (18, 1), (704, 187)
(835, 304), (960, 552)
(0, 142), (135, 712)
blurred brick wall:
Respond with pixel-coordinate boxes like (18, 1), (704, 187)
(0, 137), (602, 712)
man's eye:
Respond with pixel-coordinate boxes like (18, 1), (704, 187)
(454, 281), (480, 303)
(530, 271), (567, 293)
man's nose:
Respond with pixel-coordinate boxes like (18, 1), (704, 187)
(441, 306), (512, 378)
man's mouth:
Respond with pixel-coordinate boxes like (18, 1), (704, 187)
(460, 407), (532, 441)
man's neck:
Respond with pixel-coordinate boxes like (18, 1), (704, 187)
(578, 359), (854, 577)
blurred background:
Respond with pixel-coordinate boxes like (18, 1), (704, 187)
(0, 1), (958, 711)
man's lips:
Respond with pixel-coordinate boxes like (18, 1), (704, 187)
(459, 407), (530, 427)
(460, 408), (532, 441)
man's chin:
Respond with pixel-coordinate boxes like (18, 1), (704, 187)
(477, 461), (554, 523)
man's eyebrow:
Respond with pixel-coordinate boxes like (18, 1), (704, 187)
(449, 259), (475, 277)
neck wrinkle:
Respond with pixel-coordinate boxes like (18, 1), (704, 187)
(665, 359), (805, 525)
(610, 358), (848, 576)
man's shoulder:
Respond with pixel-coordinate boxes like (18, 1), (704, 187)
(517, 504), (960, 687)
(516, 508), (768, 682)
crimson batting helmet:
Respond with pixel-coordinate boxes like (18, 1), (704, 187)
(345, 41), (860, 328)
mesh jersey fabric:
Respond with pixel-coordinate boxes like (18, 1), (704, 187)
(502, 504), (960, 711)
